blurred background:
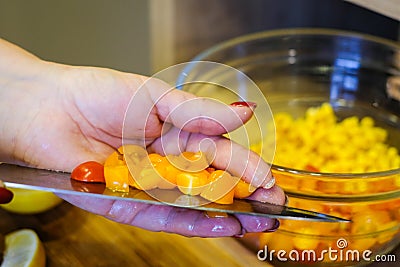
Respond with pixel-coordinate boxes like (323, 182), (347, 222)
(0, 0), (398, 75)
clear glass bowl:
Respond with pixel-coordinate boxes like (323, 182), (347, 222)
(179, 28), (400, 266)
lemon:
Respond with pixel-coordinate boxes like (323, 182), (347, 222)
(1, 229), (46, 267)
(0, 188), (62, 214)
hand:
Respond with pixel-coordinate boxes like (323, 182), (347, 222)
(0, 39), (285, 237)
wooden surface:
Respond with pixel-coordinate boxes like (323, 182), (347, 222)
(0, 201), (268, 267)
(1, 201), (399, 266)
(346, 0), (400, 21)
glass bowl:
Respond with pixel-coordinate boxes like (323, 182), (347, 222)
(178, 28), (400, 266)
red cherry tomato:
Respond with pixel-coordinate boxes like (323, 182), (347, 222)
(70, 179), (106, 194)
(0, 187), (14, 204)
(71, 161), (105, 183)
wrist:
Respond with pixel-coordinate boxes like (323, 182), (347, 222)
(0, 39), (63, 164)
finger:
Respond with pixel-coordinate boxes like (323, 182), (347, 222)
(159, 95), (255, 135)
(124, 79), (255, 140)
(58, 194), (243, 237)
(187, 133), (275, 189)
(246, 185), (286, 206)
(234, 186), (286, 234)
(234, 214), (279, 235)
(125, 205), (242, 237)
(145, 79), (255, 135)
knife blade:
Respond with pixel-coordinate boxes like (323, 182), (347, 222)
(0, 163), (349, 222)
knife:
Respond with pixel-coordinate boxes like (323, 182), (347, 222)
(0, 163), (349, 222)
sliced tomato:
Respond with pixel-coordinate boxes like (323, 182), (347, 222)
(0, 187), (14, 204)
(71, 161), (105, 183)
(305, 165), (320, 172)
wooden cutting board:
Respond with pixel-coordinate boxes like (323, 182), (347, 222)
(0, 201), (269, 267)
(2, 201), (399, 266)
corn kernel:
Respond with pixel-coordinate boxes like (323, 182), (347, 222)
(264, 103), (399, 175)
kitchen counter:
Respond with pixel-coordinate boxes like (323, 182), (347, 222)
(1, 201), (398, 266)
(0, 201), (268, 267)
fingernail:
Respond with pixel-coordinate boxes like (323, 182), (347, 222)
(233, 227), (247, 238)
(230, 101), (257, 109)
(284, 195), (289, 205)
(264, 219), (280, 233)
(263, 176), (275, 189)
(0, 187), (14, 204)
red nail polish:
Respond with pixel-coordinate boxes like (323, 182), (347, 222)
(264, 220), (280, 233)
(0, 187), (13, 204)
(230, 101), (257, 109)
(233, 227), (247, 238)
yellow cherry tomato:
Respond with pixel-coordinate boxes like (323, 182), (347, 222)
(201, 170), (236, 204)
(104, 164), (130, 192)
(234, 178), (256, 199)
(176, 170), (209, 195)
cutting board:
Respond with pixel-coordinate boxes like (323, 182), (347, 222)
(0, 201), (269, 267)
(2, 201), (399, 266)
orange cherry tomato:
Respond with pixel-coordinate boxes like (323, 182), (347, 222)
(213, 188), (235, 205)
(176, 151), (209, 172)
(176, 170), (209, 195)
(104, 149), (125, 167)
(146, 154), (169, 179)
(234, 179), (256, 199)
(71, 161), (105, 183)
(147, 153), (165, 164)
(206, 167), (216, 173)
(163, 161), (183, 185)
(103, 148), (131, 192)
(201, 170), (236, 204)
(181, 151), (204, 161)
(104, 164), (130, 192)
(71, 149), (256, 206)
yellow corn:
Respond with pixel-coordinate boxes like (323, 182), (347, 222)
(265, 103), (400, 173)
